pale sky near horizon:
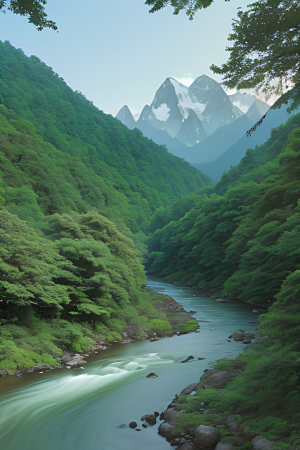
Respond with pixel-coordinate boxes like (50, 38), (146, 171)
(0, 0), (251, 116)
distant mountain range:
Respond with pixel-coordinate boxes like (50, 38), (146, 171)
(116, 75), (272, 174)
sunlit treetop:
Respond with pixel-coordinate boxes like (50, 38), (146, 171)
(0, 0), (57, 30)
(145, 0), (300, 111)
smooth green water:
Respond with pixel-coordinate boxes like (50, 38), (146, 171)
(0, 279), (261, 450)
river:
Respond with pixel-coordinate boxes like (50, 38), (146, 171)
(0, 279), (260, 450)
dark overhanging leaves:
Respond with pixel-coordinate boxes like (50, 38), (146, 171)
(0, 0), (57, 30)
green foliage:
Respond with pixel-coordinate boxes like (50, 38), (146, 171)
(213, 358), (234, 372)
(146, 111), (300, 446)
(0, 41), (209, 234)
(245, 417), (290, 439)
(0, 0), (57, 31)
(178, 319), (199, 333)
(147, 119), (300, 307)
(149, 319), (172, 333)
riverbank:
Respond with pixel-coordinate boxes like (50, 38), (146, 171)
(0, 287), (198, 377)
(0, 278), (264, 450)
(157, 337), (299, 450)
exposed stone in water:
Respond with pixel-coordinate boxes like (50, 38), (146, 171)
(146, 372), (158, 378)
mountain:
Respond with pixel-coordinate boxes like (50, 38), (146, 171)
(229, 92), (270, 122)
(116, 75), (244, 151)
(0, 41), (211, 234)
(193, 105), (292, 181)
(184, 114), (252, 163)
(188, 75), (243, 135)
(175, 108), (208, 146)
(115, 105), (136, 129)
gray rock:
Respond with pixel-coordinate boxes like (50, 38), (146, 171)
(142, 413), (156, 425)
(161, 408), (185, 426)
(194, 425), (221, 448)
(0, 369), (9, 376)
(233, 434), (251, 446)
(68, 357), (87, 367)
(225, 415), (240, 431)
(181, 356), (194, 363)
(27, 364), (54, 373)
(202, 371), (232, 389)
(228, 330), (245, 341)
(170, 438), (181, 446)
(251, 436), (273, 449)
(216, 299), (229, 303)
(177, 442), (197, 450)
(215, 443), (235, 450)
(158, 422), (180, 441)
(180, 383), (199, 395)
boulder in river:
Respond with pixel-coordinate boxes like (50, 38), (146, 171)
(181, 355), (194, 363)
(129, 421), (138, 429)
(0, 369), (9, 376)
(158, 422), (180, 441)
(180, 383), (199, 396)
(228, 330), (245, 341)
(251, 436), (273, 449)
(201, 371), (232, 389)
(146, 372), (158, 378)
(161, 408), (186, 426)
(216, 298), (229, 303)
(141, 413), (156, 425)
(194, 425), (221, 448)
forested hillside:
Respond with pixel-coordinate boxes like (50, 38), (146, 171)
(0, 41), (210, 374)
(0, 41), (210, 233)
(147, 108), (300, 447)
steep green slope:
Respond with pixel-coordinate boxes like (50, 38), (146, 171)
(147, 111), (300, 305)
(146, 111), (300, 450)
(0, 40), (212, 374)
(0, 40), (210, 234)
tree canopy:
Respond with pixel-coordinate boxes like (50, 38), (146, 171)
(0, 0), (57, 30)
(145, 0), (300, 110)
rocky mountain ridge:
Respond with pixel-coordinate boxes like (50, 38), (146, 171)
(116, 75), (270, 168)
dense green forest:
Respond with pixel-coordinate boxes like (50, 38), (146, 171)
(147, 107), (300, 448)
(0, 41), (209, 234)
(0, 38), (299, 448)
(0, 40), (210, 373)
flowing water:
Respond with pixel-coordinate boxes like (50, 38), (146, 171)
(0, 279), (261, 450)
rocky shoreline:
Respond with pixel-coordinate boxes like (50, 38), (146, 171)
(0, 290), (198, 377)
(155, 331), (273, 450)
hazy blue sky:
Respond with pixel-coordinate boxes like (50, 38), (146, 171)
(0, 0), (250, 116)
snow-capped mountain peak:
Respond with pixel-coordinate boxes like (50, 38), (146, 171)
(169, 77), (206, 120)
